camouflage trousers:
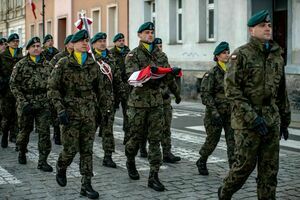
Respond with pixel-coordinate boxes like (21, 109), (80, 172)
(16, 108), (51, 163)
(98, 109), (115, 153)
(220, 125), (280, 200)
(57, 117), (96, 178)
(125, 106), (163, 172)
(49, 103), (60, 135)
(199, 111), (235, 168)
(0, 93), (18, 138)
(120, 99), (130, 145)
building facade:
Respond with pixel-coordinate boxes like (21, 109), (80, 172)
(129, 0), (300, 107)
(0, 0), (26, 48)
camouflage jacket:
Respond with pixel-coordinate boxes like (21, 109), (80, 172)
(42, 46), (59, 61)
(47, 53), (101, 120)
(225, 37), (291, 129)
(49, 48), (70, 67)
(0, 47), (23, 95)
(110, 45), (130, 83)
(93, 49), (125, 112)
(10, 55), (52, 110)
(159, 52), (181, 105)
(125, 41), (171, 108)
(201, 63), (231, 116)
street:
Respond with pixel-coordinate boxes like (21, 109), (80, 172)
(0, 101), (299, 200)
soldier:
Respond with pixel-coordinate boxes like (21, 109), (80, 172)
(124, 22), (180, 191)
(218, 10), (291, 200)
(42, 34), (59, 61)
(0, 38), (7, 53)
(0, 33), (23, 148)
(91, 32), (124, 168)
(155, 37), (182, 163)
(48, 30), (100, 199)
(109, 33), (131, 145)
(49, 34), (74, 145)
(9, 37), (53, 172)
(196, 42), (235, 175)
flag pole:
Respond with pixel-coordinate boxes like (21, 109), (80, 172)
(42, 0), (45, 38)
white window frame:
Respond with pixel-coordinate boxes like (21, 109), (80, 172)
(151, 1), (156, 26)
(38, 22), (43, 39)
(176, 0), (183, 43)
(30, 23), (35, 38)
(46, 20), (52, 35)
(107, 4), (118, 46)
(206, 0), (215, 41)
(91, 8), (101, 36)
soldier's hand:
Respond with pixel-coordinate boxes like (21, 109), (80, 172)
(58, 110), (69, 125)
(150, 66), (158, 73)
(253, 116), (268, 136)
(22, 103), (33, 115)
(211, 115), (223, 126)
(280, 126), (289, 140)
(171, 67), (181, 76)
(175, 96), (181, 104)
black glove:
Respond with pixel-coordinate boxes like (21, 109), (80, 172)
(150, 66), (158, 73)
(22, 103), (33, 115)
(280, 126), (289, 140)
(58, 110), (69, 125)
(171, 67), (181, 76)
(175, 96), (181, 104)
(211, 114), (223, 126)
(253, 116), (268, 136)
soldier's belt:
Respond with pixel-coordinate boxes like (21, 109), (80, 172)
(65, 90), (94, 98)
(251, 97), (273, 106)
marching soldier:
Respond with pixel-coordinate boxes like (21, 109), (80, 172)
(42, 34), (59, 61)
(48, 30), (100, 199)
(49, 34), (74, 145)
(0, 33), (23, 148)
(91, 32), (124, 168)
(218, 10), (291, 199)
(10, 37), (53, 172)
(0, 38), (7, 53)
(196, 41), (235, 175)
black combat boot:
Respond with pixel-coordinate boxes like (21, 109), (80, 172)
(18, 152), (27, 164)
(163, 152), (181, 163)
(9, 133), (16, 143)
(37, 161), (53, 172)
(56, 164), (67, 187)
(103, 152), (117, 168)
(53, 126), (61, 145)
(148, 171), (165, 191)
(1, 131), (8, 148)
(126, 160), (140, 180)
(80, 177), (99, 199)
(196, 157), (209, 175)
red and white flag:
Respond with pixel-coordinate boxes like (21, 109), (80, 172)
(28, 0), (37, 19)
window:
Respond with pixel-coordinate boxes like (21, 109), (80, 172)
(16, 0), (22, 7)
(30, 24), (35, 38)
(92, 9), (101, 36)
(38, 23), (43, 38)
(151, 1), (156, 27)
(206, 0), (215, 41)
(107, 5), (117, 46)
(47, 21), (52, 35)
(18, 27), (22, 46)
(176, 0), (183, 43)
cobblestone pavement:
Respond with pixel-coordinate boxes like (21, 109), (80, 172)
(0, 104), (299, 200)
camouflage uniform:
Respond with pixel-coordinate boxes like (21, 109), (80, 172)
(47, 52), (101, 184)
(42, 46), (59, 61)
(0, 46), (23, 146)
(94, 49), (124, 155)
(125, 42), (171, 173)
(110, 45), (131, 143)
(10, 55), (52, 164)
(198, 64), (235, 167)
(219, 37), (291, 199)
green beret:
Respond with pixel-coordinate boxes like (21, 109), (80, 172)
(64, 34), (73, 45)
(91, 32), (107, 44)
(137, 22), (155, 33)
(247, 10), (271, 27)
(113, 33), (124, 42)
(26, 37), (41, 50)
(0, 38), (7, 44)
(213, 41), (230, 55)
(70, 30), (89, 43)
(43, 34), (53, 44)
(154, 38), (162, 45)
(7, 33), (19, 43)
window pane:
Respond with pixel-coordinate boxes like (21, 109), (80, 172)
(209, 0), (214, 4)
(209, 9), (214, 38)
(178, 0), (182, 9)
(178, 14), (182, 41)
